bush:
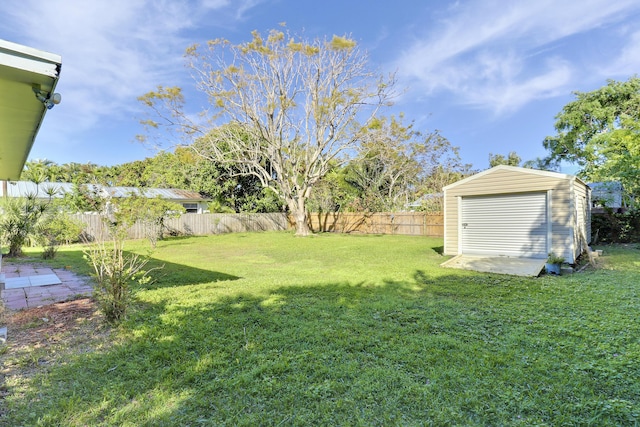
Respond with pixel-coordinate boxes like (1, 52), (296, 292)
(35, 212), (85, 259)
(592, 208), (640, 243)
(547, 252), (565, 264)
(107, 195), (185, 248)
(84, 208), (162, 324)
(0, 196), (48, 257)
(83, 238), (153, 323)
(0, 299), (6, 326)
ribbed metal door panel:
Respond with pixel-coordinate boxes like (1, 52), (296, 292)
(461, 192), (547, 258)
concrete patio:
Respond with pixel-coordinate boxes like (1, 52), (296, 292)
(1, 263), (93, 310)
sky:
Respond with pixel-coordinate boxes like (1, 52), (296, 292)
(1, 0), (639, 172)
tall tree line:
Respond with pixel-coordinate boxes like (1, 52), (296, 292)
(21, 125), (469, 215)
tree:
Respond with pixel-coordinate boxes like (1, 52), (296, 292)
(306, 163), (358, 212)
(61, 183), (106, 213)
(21, 159), (56, 182)
(108, 194), (185, 248)
(342, 116), (456, 211)
(184, 140), (283, 213)
(21, 160), (115, 185)
(489, 151), (521, 167)
(139, 27), (395, 235)
(415, 141), (473, 212)
(344, 116), (421, 211)
(305, 117), (467, 213)
(543, 76), (640, 205)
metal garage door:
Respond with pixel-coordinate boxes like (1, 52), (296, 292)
(461, 192), (548, 258)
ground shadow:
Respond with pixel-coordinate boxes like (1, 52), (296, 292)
(4, 262), (637, 426)
(11, 248), (241, 292)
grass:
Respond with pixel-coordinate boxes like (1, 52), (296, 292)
(2, 233), (640, 426)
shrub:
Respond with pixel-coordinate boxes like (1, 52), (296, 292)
(83, 237), (153, 323)
(108, 195), (185, 248)
(0, 195), (48, 257)
(547, 252), (565, 264)
(35, 211), (85, 259)
(592, 208), (640, 243)
(84, 203), (163, 324)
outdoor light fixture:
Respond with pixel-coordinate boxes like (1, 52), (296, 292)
(32, 84), (62, 109)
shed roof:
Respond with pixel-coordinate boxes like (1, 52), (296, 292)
(443, 165), (586, 191)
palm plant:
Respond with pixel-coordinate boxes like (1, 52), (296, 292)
(0, 195), (48, 257)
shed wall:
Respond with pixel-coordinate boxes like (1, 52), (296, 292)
(571, 180), (591, 261)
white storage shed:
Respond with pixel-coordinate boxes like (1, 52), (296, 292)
(443, 165), (591, 264)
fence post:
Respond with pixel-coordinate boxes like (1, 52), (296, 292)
(424, 213), (427, 236)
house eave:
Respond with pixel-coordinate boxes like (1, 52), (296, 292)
(0, 39), (62, 180)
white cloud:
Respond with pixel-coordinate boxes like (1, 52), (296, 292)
(464, 58), (573, 114)
(0, 0), (265, 152)
(394, 0), (640, 114)
(1, 1), (195, 128)
(598, 29), (640, 78)
(201, 0), (231, 8)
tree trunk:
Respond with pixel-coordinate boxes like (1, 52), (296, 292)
(289, 197), (310, 236)
(8, 240), (23, 258)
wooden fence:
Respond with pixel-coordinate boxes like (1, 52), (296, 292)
(72, 211), (444, 240)
(307, 212), (444, 237)
(73, 213), (290, 240)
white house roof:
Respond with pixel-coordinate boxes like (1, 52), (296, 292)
(406, 192), (443, 208)
(1, 181), (77, 198)
(101, 186), (205, 201)
(1, 181), (207, 202)
(443, 165), (587, 191)
(0, 39), (62, 180)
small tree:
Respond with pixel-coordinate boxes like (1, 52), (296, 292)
(111, 194), (185, 248)
(139, 27), (395, 235)
(61, 183), (106, 213)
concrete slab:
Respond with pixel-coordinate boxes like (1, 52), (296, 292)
(5, 274), (61, 289)
(28, 274), (62, 287)
(5, 277), (30, 289)
(441, 255), (546, 277)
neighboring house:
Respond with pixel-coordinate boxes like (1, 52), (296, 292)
(443, 165), (591, 265)
(588, 181), (625, 209)
(0, 181), (210, 214)
(102, 186), (209, 213)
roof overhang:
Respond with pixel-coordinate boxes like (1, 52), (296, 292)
(0, 39), (62, 180)
(443, 165), (588, 191)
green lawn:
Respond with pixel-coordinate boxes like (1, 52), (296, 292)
(2, 233), (640, 426)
